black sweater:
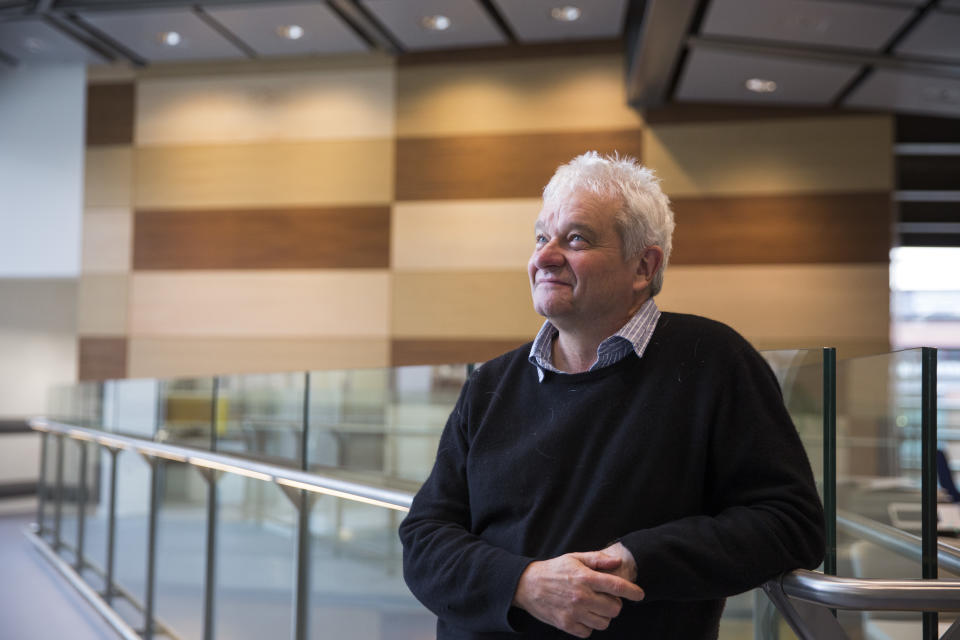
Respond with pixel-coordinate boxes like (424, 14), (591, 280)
(399, 313), (825, 639)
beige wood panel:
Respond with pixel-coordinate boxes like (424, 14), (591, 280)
(78, 274), (128, 336)
(134, 139), (393, 209)
(644, 116), (894, 196)
(82, 207), (132, 273)
(129, 270), (389, 337)
(391, 338), (528, 366)
(128, 337), (390, 378)
(397, 54), (643, 136)
(392, 270), (542, 338)
(84, 146), (133, 207)
(136, 66), (395, 145)
(656, 264), (890, 343)
(392, 199), (540, 270)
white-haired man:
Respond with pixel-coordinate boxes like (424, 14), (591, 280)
(399, 152), (825, 639)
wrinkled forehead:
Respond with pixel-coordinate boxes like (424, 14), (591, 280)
(535, 189), (622, 229)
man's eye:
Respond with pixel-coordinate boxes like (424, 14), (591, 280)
(569, 234), (586, 244)
(535, 234), (547, 245)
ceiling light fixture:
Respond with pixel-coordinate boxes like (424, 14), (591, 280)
(158, 31), (182, 47)
(277, 24), (304, 40)
(551, 6), (582, 22)
(421, 15), (451, 31)
(745, 78), (777, 93)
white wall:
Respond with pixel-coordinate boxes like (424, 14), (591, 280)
(0, 64), (86, 278)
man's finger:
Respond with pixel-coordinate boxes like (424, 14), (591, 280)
(573, 550), (621, 572)
(586, 572), (646, 602)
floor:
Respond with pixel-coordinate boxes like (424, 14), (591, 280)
(0, 506), (123, 640)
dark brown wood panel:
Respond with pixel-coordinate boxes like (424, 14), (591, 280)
(78, 337), (127, 381)
(670, 192), (892, 265)
(391, 339), (529, 366)
(396, 130), (643, 201)
(133, 206), (390, 270)
(86, 83), (135, 146)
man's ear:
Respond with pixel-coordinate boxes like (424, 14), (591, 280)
(634, 246), (664, 291)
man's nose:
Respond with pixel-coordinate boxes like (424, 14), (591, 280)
(532, 238), (564, 269)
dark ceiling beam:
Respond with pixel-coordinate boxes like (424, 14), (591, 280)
(327, 0), (402, 54)
(625, 0), (702, 110)
(687, 34), (960, 81)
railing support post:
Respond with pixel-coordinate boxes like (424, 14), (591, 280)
(36, 431), (48, 536)
(822, 347), (837, 577)
(53, 433), (64, 549)
(104, 446), (119, 603)
(921, 347), (938, 640)
(142, 457), (163, 640)
(75, 440), (89, 572)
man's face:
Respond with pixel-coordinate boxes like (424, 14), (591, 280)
(528, 190), (643, 333)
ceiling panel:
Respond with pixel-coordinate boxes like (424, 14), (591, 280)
(78, 7), (246, 61)
(203, 1), (367, 57)
(845, 69), (960, 118)
(360, 0), (505, 50)
(0, 17), (106, 63)
(894, 10), (960, 62)
(675, 47), (862, 105)
(701, 0), (914, 52)
(491, 0), (626, 43)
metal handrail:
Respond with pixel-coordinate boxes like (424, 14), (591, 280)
(30, 418), (415, 511)
(776, 569), (960, 611)
(838, 509), (960, 576)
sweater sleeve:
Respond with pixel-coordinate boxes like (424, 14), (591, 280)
(398, 378), (534, 633)
(618, 344), (826, 601)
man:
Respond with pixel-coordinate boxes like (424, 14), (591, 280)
(399, 152), (825, 639)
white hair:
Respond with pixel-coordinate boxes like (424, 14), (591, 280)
(541, 151), (675, 296)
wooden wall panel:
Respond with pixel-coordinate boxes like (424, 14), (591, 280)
(657, 264), (890, 344)
(134, 206), (390, 270)
(129, 271), (390, 337)
(84, 147), (133, 207)
(393, 271), (542, 338)
(77, 275), (128, 335)
(397, 54), (642, 136)
(392, 199), (539, 270)
(134, 138), (393, 209)
(86, 83), (134, 146)
(82, 207), (132, 273)
(128, 337), (390, 378)
(391, 338), (528, 366)
(396, 130), (642, 201)
(645, 116), (894, 196)
(78, 337), (127, 380)
(670, 192), (892, 265)
(136, 66), (395, 145)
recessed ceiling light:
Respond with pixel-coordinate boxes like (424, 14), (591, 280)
(277, 24), (304, 40)
(158, 31), (182, 47)
(745, 78), (777, 93)
(421, 15), (451, 31)
(551, 6), (582, 22)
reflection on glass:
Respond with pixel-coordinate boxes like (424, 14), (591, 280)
(309, 496), (434, 640)
(105, 379), (160, 438)
(218, 373), (305, 466)
(158, 377), (216, 450)
(215, 475), (296, 640)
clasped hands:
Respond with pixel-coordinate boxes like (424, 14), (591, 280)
(512, 542), (644, 638)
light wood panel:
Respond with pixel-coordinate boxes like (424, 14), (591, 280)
(392, 199), (539, 270)
(136, 67), (395, 145)
(670, 192), (891, 265)
(656, 264), (890, 343)
(391, 338), (528, 366)
(644, 116), (894, 196)
(78, 274), (128, 335)
(397, 54), (642, 136)
(134, 138), (393, 209)
(129, 271), (390, 337)
(396, 130), (642, 201)
(87, 83), (134, 146)
(134, 206), (390, 270)
(128, 337), (390, 378)
(392, 270), (542, 338)
(82, 207), (132, 273)
(84, 147), (133, 208)
(78, 337), (127, 381)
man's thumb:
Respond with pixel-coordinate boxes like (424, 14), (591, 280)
(575, 551), (622, 571)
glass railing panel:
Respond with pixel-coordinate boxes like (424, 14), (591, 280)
(78, 444), (112, 593)
(56, 436), (84, 566)
(217, 372), (306, 466)
(836, 349), (925, 637)
(215, 474), (297, 640)
(308, 496), (434, 640)
(104, 378), (161, 437)
(158, 376), (216, 450)
(111, 447), (153, 629)
(39, 432), (57, 544)
(47, 381), (102, 428)
(154, 461), (208, 640)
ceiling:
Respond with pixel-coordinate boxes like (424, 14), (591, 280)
(0, 0), (958, 119)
